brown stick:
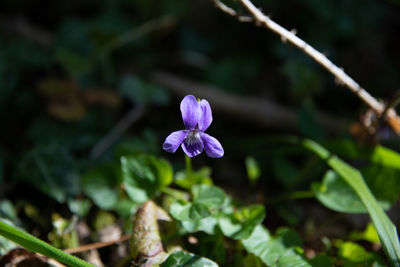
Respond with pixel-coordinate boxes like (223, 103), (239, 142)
(64, 234), (131, 254)
(213, 0), (400, 133)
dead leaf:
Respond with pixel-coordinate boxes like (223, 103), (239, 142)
(37, 79), (79, 98)
(82, 89), (122, 109)
(48, 98), (86, 121)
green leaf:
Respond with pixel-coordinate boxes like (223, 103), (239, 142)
(327, 140), (400, 170)
(19, 145), (82, 203)
(0, 200), (20, 254)
(189, 203), (211, 220)
(175, 167), (213, 190)
(180, 216), (219, 235)
(277, 250), (311, 267)
(0, 221), (19, 255)
(308, 254), (332, 267)
(313, 165), (400, 213)
(169, 185), (225, 222)
(154, 158), (174, 187)
(121, 155), (173, 203)
(276, 228), (303, 248)
(242, 225), (310, 267)
(112, 198), (140, 218)
(0, 221), (93, 267)
(245, 156), (261, 184)
(67, 198), (92, 218)
(242, 254), (265, 267)
(218, 204), (265, 240)
(82, 164), (120, 210)
(361, 165), (400, 204)
(350, 223), (380, 244)
(161, 250), (218, 267)
(312, 170), (388, 213)
(192, 184), (226, 210)
(302, 139), (400, 266)
(335, 241), (372, 262)
(0, 200), (19, 224)
(369, 145), (400, 169)
(169, 201), (210, 221)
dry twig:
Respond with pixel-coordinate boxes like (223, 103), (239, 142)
(212, 0), (252, 22)
(213, 0), (400, 133)
(153, 71), (347, 132)
(64, 234), (131, 254)
(0, 16), (53, 46)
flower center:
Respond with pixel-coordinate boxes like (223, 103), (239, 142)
(186, 130), (200, 146)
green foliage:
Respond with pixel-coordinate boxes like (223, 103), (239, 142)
(218, 204), (265, 240)
(170, 185), (226, 222)
(361, 165), (400, 204)
(180, 216), (219, 235)
(302, 139), (400, 266)
(82, 164), (121, 210)
(161, 250), (218, 267)
(242, 225), (311, 267)
(327, 140), (400, 170)
(308, 254), (332, 267)
(48, 214), (79, 249)
(17, 144), (82, 203)
(0, 200), (20, 254)
(67, 199), (92, 218)
(0, 221), (94, 267)
(175, 167), (213, 190)
(335, 240), (385, 266)
(245, 156), (261, 185)
(1, 0), (400, 266)
(350, 223), (380, 244)
(122, 154), (173, 203)
(312, 170), (390, 213)
(192, 184), (226, 210)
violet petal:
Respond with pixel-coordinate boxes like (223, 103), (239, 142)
(180, 95), (201, 130)
(200, 133), (224, 158)
(198, 99), (213, 131)
(182, 135), (204, 158)
(163, 130), (188, 153)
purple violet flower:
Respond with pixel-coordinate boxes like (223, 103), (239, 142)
(163, 95), (224, 158)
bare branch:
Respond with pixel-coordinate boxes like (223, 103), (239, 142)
(213, 0), (400, 133)
(0, 16), (52, 46)
(64, 234), (131, 254)
(153, 71), (348, 132)
(212, 0), (252, 22)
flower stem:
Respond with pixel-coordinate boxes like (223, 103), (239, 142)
(185, 155), (192, 178)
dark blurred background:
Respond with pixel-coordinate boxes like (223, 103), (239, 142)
(0, 0), (400, 251)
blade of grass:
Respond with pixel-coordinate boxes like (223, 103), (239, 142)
(301, 139), (400, 267)
(0, 220), (94, 267)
